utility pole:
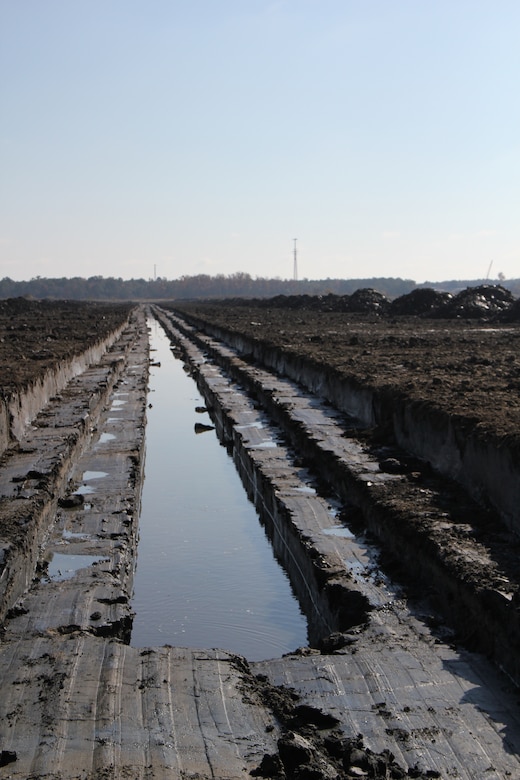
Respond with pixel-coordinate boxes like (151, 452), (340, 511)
(293, 238), (298, 282)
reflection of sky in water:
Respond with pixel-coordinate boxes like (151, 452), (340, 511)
(82, 471), (108, 481)
(323, 526), (355, 539)
(131, 320), (308, 660)
(45, 553), (107, 581)
(99, 432), (116, 443)
(76, 485), (95, 495)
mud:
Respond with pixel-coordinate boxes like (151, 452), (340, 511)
(243, 667), (439, 779)
(1, 298), (520, 778)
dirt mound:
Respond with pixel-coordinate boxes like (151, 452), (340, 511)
(438, 285), (515, 319)
(345, 288), (390, 314)
(500, 297), (520, 322)
(223, 291), (391, 315)
(390, 288), (452, 316)
(222, 286), (518, 321)
(258, 294), (350, 312)
(0, 296), (40, 316)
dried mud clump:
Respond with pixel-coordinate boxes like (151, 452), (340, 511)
(246, 670), (439, 780)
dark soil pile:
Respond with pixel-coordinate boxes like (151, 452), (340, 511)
(212, 284), (519, 321)
(0, 298), (133, 392)
(438, 284), (515, 319)
(389, 288), (452, 316)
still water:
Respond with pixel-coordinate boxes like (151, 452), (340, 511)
(131, 319), (308, 659)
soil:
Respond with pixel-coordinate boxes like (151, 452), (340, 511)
(0, 298), (133, 393)
(240, 659), (439, 779)
(164, 300), (520, 666)
(1, 296), (520, 778)
(172, 292), (520, 443)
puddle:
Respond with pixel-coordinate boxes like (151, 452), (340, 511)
(82, 471), (108, 481)
(323, 526), (355, 539)
(349, 559), (368, 577)
(131, 320), (308, 660)
(98, 433), (116, 443)
(44, 553), (107, 582)
(236, 421), (267, 431)
(75, 485), (96, 495)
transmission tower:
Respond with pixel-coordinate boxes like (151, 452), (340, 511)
(293, 238), (298, 282)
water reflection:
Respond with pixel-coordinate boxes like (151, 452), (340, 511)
(131, 319), (308, 660)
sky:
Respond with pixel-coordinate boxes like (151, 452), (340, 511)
(1, 1), (519, 284)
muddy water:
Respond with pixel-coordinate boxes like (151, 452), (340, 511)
(131, 320), (308, 659)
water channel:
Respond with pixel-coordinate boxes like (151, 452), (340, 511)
(130, 319), (308, 660)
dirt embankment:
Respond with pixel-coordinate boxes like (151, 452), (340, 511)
(0, 298), (133, 392)
(170, 295), (520, 445)
(1, 299), (520, 778)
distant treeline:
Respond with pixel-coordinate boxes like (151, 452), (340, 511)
(0, 273), (518, 301)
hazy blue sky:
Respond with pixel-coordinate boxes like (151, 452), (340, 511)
(1, 1), (519, 283)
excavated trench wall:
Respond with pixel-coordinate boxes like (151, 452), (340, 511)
(176, 315), (520, 534)
(0, 314), (137, 622)
(160, 310), (520, 682)
(154, 309), (372, 647)
(0, 321), (129, 459)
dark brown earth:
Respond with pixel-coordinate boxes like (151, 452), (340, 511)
(240, 659), (440, 779)
(0, 298), (133, 392)
(1, 294), (520, 778)
(0, 298), (134, 549)
(171, 291), (520, 444)
(3, 291), (520, 444)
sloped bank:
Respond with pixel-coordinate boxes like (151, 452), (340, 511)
(161, 305), (520, 685)
(0, 307), (141, 622)
(1, 306), (520, 779)
(0, 301), (133, 458)
(170, 307), (520, 533)
(153, 307), (372, 647)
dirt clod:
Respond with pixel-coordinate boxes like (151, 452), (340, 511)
(0, 750), (17, 767)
